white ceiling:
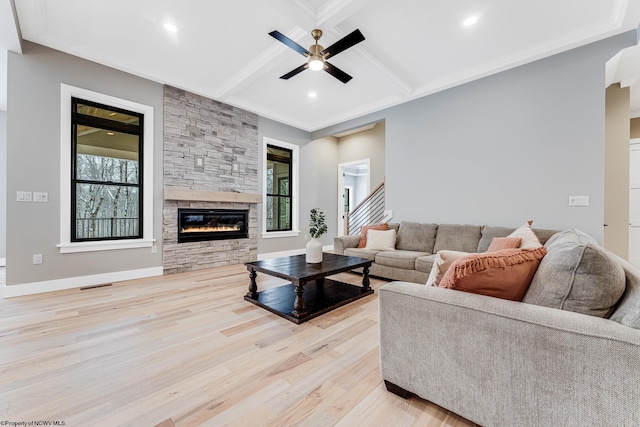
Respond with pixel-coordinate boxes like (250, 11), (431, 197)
(2, 0), (640, 129)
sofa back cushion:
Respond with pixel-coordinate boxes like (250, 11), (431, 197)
(610, 260), (640, 329)
(396, 221), (438, 252)
(477, 225), (559, 252)
(523, 229), (626, 318)
(433, 224), (482, 253)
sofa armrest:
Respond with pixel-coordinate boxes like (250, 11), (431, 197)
(333, 235), (360, 254)
(379, 282), (640, 427)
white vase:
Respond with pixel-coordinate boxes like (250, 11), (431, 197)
(306, 237), (323, 263)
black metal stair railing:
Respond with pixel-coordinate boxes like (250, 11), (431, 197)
(346, 181), (385, 235)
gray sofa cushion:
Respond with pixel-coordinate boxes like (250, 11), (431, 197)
(610, 261), (640, 329)
(433, 224), (482, 253)
(477, 226), (516, 252)
(375, 251), (430, 270)
(415, 254), (438, 274)
(523, 229), (626, 318)
(477, 225), (561, 252)
(396, 221), (438, 253)
(534, 228), (562, 246)
(344, 247), (379, 261)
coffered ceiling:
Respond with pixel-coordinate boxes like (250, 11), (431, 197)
(3, 0), (640, 130)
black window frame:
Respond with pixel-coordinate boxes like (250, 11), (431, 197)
(71, 97), (144, 242)
(266, 144), (293, 232)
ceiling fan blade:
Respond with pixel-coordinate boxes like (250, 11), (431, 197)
(324, 62), (352, 84)
(321, 29), (365, 59)
(280, 64), (309, 80)
(269, 31), (311, 56)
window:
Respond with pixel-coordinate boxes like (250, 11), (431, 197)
(266, 145), (292, 231)
(262, 137), (299, 238)
(72, 98), (143, 241)
(58, 84), (154, 253)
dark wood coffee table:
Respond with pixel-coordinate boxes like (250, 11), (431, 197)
(244, 253), (373, 324)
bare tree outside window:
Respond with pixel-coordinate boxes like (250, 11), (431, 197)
(72, 99), (143, 241)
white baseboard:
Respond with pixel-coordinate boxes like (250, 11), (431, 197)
(258, 245), (334, 260)
(1, 266), (164, 298)
(0, 258), (5, 267)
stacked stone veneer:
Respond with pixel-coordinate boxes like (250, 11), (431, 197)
(163, 86), (259, 274)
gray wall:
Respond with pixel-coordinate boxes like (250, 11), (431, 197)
(258, 117), (342, 253)
(313, 32), (637, 242)
(338, 121), (386, 189)
(6, 42), (164, 285)
(0, 110), (6, 260)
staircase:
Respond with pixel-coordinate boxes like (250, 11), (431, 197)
(345, 181), (391, 235)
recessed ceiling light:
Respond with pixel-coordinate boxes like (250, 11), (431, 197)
(308, 92), (317, 98)
(164, 23), (178, 33)
(463, 16), (478, 27)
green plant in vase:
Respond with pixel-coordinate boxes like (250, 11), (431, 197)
(307, 208), (327, 263)
(309, 208), (327, 238)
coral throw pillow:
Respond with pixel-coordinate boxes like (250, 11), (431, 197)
(487, 237), (522, 252)
(438, 247), (547, 301)
(358, 223), (389, 248)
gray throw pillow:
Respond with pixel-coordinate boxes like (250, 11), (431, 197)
(395, 221), (438, 253)
(523, 229), (625, 318)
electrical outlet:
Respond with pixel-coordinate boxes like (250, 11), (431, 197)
(151, 245), (158, 254)
(304, 234), (308, 240)
(194, 155), (205, 170)
(33, 254), (43, 265)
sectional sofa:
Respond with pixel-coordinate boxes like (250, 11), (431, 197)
(335, 222), (640, 426)
(333, 221), (558, 283)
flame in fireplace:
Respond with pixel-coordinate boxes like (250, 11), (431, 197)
(181, 225), (241, 233)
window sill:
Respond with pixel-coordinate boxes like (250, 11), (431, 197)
(261, 230), (300, 239)
(57, 239), (155, 254)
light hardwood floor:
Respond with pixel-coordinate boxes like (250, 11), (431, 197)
(0, 265), (476, 427)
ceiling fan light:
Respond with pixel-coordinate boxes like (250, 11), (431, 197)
(308, 57), (324, 71)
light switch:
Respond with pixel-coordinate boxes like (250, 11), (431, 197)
(34, 192), (48, 203)
(17, 191), (32, 202)
(568, 196), (589, 206)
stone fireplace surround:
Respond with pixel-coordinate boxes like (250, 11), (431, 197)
(163, 86), (260, 274)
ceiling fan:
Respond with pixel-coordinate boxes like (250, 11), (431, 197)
(269, 28), (365, 84)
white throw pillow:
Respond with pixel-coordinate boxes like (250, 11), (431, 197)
(508, 221), (542, 249)
(365, 229), (396, 251)
(426, 250), (470, 286)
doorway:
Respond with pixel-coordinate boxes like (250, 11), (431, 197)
(337, 159), (370, 236)
(630, 139), (640, 266)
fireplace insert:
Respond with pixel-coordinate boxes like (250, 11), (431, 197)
(178, 208), (248, 243)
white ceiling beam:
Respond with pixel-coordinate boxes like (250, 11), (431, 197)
(316, 0), (376, 28)
(214, 26), (308, 100)
(264, 0), (317, 30)
(322, 27), (412, 99)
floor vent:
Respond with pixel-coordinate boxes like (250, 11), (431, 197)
(80, 283), (113, 291)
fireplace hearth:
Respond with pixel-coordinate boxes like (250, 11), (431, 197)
(178, 208), (248, 243)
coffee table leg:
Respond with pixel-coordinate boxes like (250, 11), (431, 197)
(246, 268), (258, 299)
(362, 265), (371, 293)
(291, 281), (307, 319)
